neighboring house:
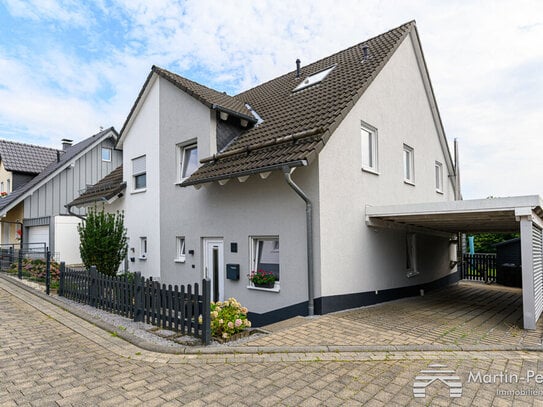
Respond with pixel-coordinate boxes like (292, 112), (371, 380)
(0, 128), (121, 264)
(0, 140), (62, 244)
(70, 21), (460, 325)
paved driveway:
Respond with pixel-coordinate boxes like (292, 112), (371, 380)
(248, 281), (543, 349)
(2, 277), (543, 406)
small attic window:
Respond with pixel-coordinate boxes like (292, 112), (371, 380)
(293, 65), (336, 92)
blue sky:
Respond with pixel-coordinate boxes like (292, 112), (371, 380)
(0, 0), (541, 199)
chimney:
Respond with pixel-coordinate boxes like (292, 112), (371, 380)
(362, 45), (369, 61)
(61, 139), (73, 151)
(296, 59), (301, 78)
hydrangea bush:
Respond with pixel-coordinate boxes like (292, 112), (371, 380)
(209, 297), (251, 339)
(8, 258), (61, 287)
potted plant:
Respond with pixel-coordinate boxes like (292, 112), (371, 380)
(248, 269), (276, 288)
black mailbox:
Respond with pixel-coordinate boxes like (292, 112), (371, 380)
(226, 264), (240, 280)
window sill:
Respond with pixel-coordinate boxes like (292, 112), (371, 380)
(247, 283), (280, 293)
(174, 257), (186, 263)
(361, 167), (380, 175)
(404, 180), (415, 186)
(131, 188), (147, 195)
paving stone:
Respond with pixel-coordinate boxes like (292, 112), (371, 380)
(2, 277), (543, 406)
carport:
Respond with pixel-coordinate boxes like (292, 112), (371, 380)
(366, 195), (543, 330)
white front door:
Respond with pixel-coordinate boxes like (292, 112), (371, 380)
(203, 239), (224, 303)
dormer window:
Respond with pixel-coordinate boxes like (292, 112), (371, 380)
(293, 65), (336, 92)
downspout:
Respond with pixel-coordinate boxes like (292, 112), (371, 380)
(282, 165), (314, 316)
(65, 203), (86, 221)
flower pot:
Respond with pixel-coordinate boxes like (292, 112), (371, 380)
(254, 282), (274, 289)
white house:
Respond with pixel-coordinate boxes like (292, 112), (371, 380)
(70, 21), (476, 326)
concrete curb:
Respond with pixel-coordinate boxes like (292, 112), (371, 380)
(2, 273), (542, 355)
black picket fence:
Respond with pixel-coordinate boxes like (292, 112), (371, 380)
(58, 265), (211, 345)
(460, 253), (496, 283)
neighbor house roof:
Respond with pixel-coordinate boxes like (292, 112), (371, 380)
(0, 139), (61, 174)
(181, 21), (416, 186)
(0, 127), (118, 216)
(68, 165), (125, 207)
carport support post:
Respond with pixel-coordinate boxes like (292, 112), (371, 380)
(519, 215), (536, 330)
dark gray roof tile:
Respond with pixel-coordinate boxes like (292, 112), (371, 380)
(182, 21), (414, 185)
(0, 140), (61, 174)
(68, 165), (125, 207)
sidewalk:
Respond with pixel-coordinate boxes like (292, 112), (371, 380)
(1, 273), (542, 356)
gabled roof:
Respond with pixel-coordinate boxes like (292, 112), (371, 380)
(0, 139), (61, 174)
(68, 165), (125, 207)
(118, 66), (256, 143)
(181, 21), (418, 186)
(0, 127), (118, 216)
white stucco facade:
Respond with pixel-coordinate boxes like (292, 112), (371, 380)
(114, 30), (458, 324)
(317, 32), (456, 301)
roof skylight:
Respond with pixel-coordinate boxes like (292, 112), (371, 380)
(293, 65), (336, 92)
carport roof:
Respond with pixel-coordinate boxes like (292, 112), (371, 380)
(366, 195), (543, 234)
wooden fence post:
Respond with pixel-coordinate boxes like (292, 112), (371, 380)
(59, 262), (65, 297)
(89, 266), (97, 306)
(133, 272), (143, 322)
(45, 250), (51, 295)
(17, 249), (23, 280)
(202, 278), (211, 345)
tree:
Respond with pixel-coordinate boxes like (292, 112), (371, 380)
(78, 207), (128, 276)
(472, 233), (519, 253)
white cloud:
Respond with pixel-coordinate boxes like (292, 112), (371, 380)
(0, 0), (541, 198)
(3, 0), (90, 25)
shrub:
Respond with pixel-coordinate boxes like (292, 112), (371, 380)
(208, 298), (251, 339)
(8, 258), (60, 287)
(78, 207), (128, 276)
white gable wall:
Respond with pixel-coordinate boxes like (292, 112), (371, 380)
(121, 77), (161, 278)
(318, 33), (456, 298)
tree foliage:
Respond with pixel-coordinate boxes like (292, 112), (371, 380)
(78, 207), (128, 276)
(472, 233), (519, 253)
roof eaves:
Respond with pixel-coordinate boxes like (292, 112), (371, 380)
(180, 160), (308, 187)
(69, 182), (127, 207)
(211, 104), (257, 124)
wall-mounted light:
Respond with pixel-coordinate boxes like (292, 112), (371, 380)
(188, 249), (195, 255)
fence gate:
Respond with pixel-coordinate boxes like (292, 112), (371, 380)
(460, 253), (496, 283)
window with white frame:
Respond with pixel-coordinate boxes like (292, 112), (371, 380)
(0, 182), (4, 193)
(175, 236), (186, 262)
(361, 121), (378, 173)
(132, 155), (146, 191)
(251, 237), (280, 284)
(7, 179), (10, 192)
(139, 237), (147, 259)
(101, 147), (112, 162)
(178, 143), (198, 181)
(406, 233), (418, 277)
(435, 161), (443, 193)
(403, 144), (415, 184)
